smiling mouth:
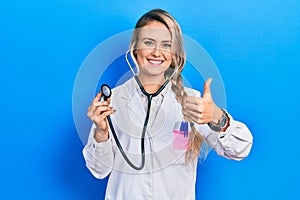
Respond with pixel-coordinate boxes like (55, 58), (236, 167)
(147, 59), (164, 65)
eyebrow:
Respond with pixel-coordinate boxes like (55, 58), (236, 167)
(142, 37), (172, 43)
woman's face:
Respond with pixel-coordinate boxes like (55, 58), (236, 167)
(135, 21), (173, 81)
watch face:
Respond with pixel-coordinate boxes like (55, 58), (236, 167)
(220, 114), (227, 127)
(208, 111), (228, 132)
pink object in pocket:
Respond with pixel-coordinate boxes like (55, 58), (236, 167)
(173, 130), (190, 150)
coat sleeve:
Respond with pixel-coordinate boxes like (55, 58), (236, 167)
(195, 112), (253, 161)
(184, 87), (253, 161)
(82, 123), (115, 179)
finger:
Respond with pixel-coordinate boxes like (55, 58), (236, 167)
(89, 107), (115, 123)
(95, 106), (114, 116)
(107, 97), (111, 105)
(186, 95), (205, 107)
(89, 100), (109, 112)
(184, 111), (203, 124)
(93, 91), (103, 103)
(96, 109), (116, 121)
(186, 96), (200, 104)
(186, 97), (208, 114)
(87, 107), (97, 118)
(202, 78), (212, 98)
(185, 110), (210, 124)
(87, 103), (111, 118)
(92, 101), (109, 108)
(87, 110), (93, 118)
(185, 101), (201, 113)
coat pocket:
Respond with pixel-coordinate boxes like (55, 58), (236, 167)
(172, 130), (190, 150)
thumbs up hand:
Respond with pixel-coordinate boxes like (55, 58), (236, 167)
(184, 78), (223, 125)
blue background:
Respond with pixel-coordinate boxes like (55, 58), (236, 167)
(1, 0), (299, 199)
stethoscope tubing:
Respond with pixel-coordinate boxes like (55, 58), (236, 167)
(104, 76), (170, 170)
(102, 50), (174, 170)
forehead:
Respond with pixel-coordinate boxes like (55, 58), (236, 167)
(138, 21), (171, 41)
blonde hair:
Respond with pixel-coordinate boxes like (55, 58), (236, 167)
(129, 9), (205, 163)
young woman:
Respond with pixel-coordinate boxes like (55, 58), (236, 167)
(83, 9), (253, 200)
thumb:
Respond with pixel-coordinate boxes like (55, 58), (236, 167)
(202, 78), (212, 98)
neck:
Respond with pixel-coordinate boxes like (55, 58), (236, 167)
(137, 74), (165, 94)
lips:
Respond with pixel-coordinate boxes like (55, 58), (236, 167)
(147, 59), (164, 65)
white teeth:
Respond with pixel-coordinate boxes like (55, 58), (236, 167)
(148, 59), (163, 65)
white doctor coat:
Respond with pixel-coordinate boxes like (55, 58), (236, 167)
(83, 77), (253, 200)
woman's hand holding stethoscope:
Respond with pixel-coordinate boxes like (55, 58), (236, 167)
(183, 78), (224, 125)
(87, 91), (115, 142)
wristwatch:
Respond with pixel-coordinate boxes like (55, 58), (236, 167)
(208, 109), (228, 132)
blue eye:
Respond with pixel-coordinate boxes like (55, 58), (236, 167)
(163, 43), (171, 48)
(144, 41), (153, 46)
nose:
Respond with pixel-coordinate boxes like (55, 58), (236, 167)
(151, 46), (162, 57)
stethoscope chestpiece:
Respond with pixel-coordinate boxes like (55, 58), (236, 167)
(101, 84), (111, 100)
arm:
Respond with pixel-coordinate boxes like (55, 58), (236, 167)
(184, 78), (253, 160)
(82, 123), (115, 179)
(196, 112), (253, 160)
(83, 91), (116, 179)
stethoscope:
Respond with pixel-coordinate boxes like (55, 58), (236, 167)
(99, 50), (178, 170)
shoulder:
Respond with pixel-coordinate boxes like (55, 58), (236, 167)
(111, 78), (136, 96)
(112, 78), (139, 99)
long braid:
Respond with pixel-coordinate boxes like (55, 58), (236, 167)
(171, 74), (205, 163)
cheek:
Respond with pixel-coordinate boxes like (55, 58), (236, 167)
(165, 51), (173, 59)
(135, 51), (144, 66)
(165, 53), (173, 64)
(135, 49), (147, 61)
